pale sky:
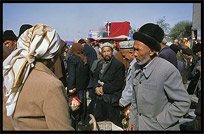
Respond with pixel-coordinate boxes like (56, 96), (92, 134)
(3, 3), (194, 41)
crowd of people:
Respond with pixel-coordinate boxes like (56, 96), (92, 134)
(2, 23), (201, 131)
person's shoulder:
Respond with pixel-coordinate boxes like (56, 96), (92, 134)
(30, 64), (63, 88)
(68, 55), (80, 61)
(161, 46), (173, 53)
(112, 56), (124, 66)
(157, 57), (177, 70)
(85, 44), (92, 49)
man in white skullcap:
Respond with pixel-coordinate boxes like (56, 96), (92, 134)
(3, 24), (74, 130)
(114, 41), (135, 77)
(93, 42), (125, 127)
(118, 41), (136, 107)
(118, 41), (135, 64)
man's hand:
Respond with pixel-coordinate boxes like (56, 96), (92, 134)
(69, 88), (76, 94)
(128, 124), (135, 131)
(95, 87), (103, 95)
(119, 100), (123, 107)
(197, 66), (201, 72)
(99, 87), (104, 95)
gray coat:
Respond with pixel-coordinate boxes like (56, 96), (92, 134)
(120, 58), (136, 107)
(129, 57), (190, 130)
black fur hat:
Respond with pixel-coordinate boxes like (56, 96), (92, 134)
(3, 30), (17, 42)
(133, 23), (164, 51)
(78, 39), (86, 44)
(18, 24), (33, 38)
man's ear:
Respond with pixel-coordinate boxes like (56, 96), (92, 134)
(149, 49), (156, 56)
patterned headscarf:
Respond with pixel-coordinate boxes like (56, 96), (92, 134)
(3, 24), (61, 116)
(70, 43), (87, 64)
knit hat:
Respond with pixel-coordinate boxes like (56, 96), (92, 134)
(100, 42), (113, 49)
(119, 41), (134, 49)
(3, 30), (17, 42)
(133, 23), (164, 51)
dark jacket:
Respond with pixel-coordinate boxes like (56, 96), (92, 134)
(67, 55), (89, 90)
(84, 44), (98, 88)
(84, 44), (97, 68)
(159, 46), (178, 68)
(93, 56), (125, 105)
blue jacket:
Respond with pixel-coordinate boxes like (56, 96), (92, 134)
(159, 46), (178, 68)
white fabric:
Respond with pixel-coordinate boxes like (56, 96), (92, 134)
(3, 24), (61, 116)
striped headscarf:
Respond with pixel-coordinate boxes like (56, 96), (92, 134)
(3, 24), (61, 116)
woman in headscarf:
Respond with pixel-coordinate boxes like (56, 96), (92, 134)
(51, 39), (68, 87)
(67, 43), (89, 128)
(3, 24), (74, 130)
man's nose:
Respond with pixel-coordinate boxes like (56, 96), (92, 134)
(134, 51), (138, 57)
(104, 52), (109, 55)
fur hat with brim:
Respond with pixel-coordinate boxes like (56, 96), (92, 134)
(133, 23), (164, 51)
(3, 30), (17, 42)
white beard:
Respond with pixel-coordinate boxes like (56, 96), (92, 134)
(136, 54), (151, 65)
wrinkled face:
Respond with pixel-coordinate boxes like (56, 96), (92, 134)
(102, 46), (113, 61)
(4, 40), (17, 51)
(120, 49), (134, 63)
(134, 40), (154, 65)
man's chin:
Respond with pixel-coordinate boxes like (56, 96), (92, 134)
(105, 58), (110, 61)
(104, 56), (111, 61)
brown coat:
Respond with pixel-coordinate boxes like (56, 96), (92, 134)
(3, 62), (74, 130)
(114, 51), (130, 79)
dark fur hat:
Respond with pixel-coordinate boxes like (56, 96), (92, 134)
(18, 24), (33, 38)
(78, 39), (86, 44)
(3, 30), (17, 42)
(133, 23), (164, 51)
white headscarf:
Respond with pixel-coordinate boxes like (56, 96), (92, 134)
(3, 24), (61, 116)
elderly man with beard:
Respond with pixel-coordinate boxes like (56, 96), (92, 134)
(93, 42), (125, 127)
(128, 23), (190, 131)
